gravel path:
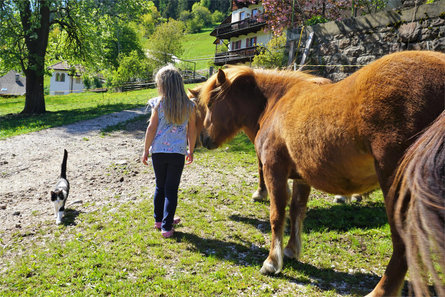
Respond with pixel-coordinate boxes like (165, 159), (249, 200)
(1, 107), (247, 243)
(0, 107), (149, 235)
(0, 106), (260, 277)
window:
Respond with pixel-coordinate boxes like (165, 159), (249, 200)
(246, 37), (257, 47)
(55, 72), (65, 82)
(252, 9), (259, 17)
(232, 40), (242, 50)
(239, 11), (246, 21)
(75, 77), (81, 84)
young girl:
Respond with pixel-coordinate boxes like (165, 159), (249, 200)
(141, 65), (196, 238)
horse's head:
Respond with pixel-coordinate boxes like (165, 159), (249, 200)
(187, 86), (207, 148)
(198, 66), (261, 149)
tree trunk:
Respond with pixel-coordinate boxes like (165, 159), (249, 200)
(22, 66), (46, 114)
(20, 0), (50, 114)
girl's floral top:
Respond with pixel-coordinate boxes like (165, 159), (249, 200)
(148, 96), (188, 155)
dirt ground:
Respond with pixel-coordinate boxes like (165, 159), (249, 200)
(0, 108), (255, 268)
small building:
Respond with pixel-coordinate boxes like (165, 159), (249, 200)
(0, 70), (26, 96)
(49, 61), (84, 95)
(210, 0), (272, 66)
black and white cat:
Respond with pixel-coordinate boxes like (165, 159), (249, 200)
(50, 149), (70, 225)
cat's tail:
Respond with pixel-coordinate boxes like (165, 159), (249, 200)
(61, 149), (68, 179)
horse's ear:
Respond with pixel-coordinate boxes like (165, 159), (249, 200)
(188, 88), (199, 98)
(217, 69), (226, 85)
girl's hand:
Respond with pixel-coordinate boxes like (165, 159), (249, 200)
(186, 150), (193, 165)
(141, 151), (150, 165)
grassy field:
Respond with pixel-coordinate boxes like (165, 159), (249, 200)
(0, 114), (393, 296)
(181, 28), (216, 72)
(0, 84), (198, 139)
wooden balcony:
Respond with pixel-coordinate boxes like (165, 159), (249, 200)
(211, 18), (266, 39)
(214, 46), (260, 66)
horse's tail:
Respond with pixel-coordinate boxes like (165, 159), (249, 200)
(393, 111), (445, 296)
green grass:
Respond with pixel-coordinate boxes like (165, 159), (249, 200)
(0, 84), (198, 139)
(0, 130), (393, 296)
(181, 28), (216, 72)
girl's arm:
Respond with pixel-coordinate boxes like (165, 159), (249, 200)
(186, 108), (197, 165)
(141, 108), (159, 165)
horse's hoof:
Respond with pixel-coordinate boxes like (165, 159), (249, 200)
(252, 189), (268, 202)
(351, 194), (363, 203)
(260, 261), (281, 275)
(283, 247), (298, 259)
(333, 195), (347, 203)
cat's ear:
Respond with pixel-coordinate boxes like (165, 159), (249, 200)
(50, 191), (57, 201)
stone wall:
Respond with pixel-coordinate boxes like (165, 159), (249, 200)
(287, 0), (445, 81)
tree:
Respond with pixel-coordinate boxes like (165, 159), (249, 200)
(102, 21), (144, 69)
(159, 0), (179, 19)
(1, 1), (78, 113)
(138, 8), (162, 38)
(211, 10), (226, 24)
(208, 0), (231, 14)
(110, 51), (153, 88)
(191, 3), (212, 27)
(239, 0), (350, 35)
(0, 0), (151, 114)
(146, 19), (185, 68)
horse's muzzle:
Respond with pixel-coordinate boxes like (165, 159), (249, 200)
(202, 134), (218, 150)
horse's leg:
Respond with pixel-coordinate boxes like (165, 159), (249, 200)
(252, 157), (268, 201)
(366, 201), (407, 297)
(284, 180), (310, 259)
(367, 152), (408, 297)
(260, 162), (290, 275)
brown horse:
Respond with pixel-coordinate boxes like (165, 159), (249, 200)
(393, 112), (445, 296)
(191, 70), (330, 202)
(198, 51), (445, 296)
(191, 85), (365, 204)
(189, 86), (279, 202)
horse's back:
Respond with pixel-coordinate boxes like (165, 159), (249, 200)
(260, 51), (445, 195)
(355, 51), (445, 189)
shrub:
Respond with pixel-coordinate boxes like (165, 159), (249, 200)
(252, 33), (288, 68)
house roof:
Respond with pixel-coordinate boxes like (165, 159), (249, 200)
(49, 61), (71, 70)
(0, 70), (26, 96)
(49, 61), (84, 75)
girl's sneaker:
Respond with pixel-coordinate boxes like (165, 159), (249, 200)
(154, 218), (181, 230)
(161, 229), (174, 238)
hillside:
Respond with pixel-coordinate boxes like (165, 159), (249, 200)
(180, 28), (216, 73)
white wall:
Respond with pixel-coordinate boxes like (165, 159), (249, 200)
(71, 76), (84, 93)
(229, 31), (272, 50)
(49, 71), (84, 95)
(228, 3), (271, 52)
(232, 4), (262, 22)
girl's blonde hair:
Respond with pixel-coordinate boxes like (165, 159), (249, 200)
(155, 64), (195, 124)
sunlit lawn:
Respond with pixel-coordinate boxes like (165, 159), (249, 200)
(0, 84), (198, 139)
(0, 131), (391, 296)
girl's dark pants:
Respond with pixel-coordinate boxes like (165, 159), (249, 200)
(151, 153), (185, 231)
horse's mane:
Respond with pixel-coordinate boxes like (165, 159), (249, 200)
(199, 66), (254, 107)
(199, 66), (331, 107)
(253, 67), (330, 85)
